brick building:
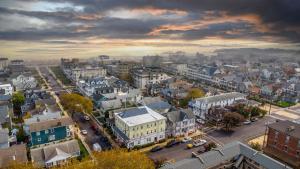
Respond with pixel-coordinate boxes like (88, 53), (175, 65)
(264, 120), (300, 168)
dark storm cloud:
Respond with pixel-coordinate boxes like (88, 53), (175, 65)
(0, 0), (299, 42)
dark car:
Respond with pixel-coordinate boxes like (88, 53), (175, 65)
(165, 140), (180, 148)
(150, 146), (163, 152)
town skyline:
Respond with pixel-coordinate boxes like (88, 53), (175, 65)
(0, 0), (300, 60)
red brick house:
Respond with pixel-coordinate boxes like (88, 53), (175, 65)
(264, 120), (300, 168)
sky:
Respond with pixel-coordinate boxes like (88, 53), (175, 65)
(0, 0), (299, 60)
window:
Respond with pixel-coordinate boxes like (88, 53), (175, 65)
(296, 151), (300, 157)
(36, 131), (40, 136)
(284, 145), (288, 152)
(50, 128), (54, 133)
(285, 136), (290, 144)
(275, 131), (279, 139)
(298, 140), (300, 148)
(37, 138), (41, 142)
(49, 135), (56, 141)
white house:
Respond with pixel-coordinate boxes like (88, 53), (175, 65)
(131, 68), (171, 89)
(113, 106), (166, 148)
(12, 75), (37, 91)
(0, 84), (13, 95)
(190, 92), (246, 121)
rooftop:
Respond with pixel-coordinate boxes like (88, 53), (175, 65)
(0, 144), (28, 168)
(28, 117), (73, 132)
(162, 141), (292, 169)
(268, 120), (300, 139)
(194, 92), (246, 104)
(116, 106), (166, 126)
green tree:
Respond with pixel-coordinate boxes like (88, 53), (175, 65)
(60, 93), (93, 116)
(16, 127), (27, 142)
(12, 92), (25, 116)
(223, 112), (244, 131)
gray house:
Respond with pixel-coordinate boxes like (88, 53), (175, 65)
(166, 109), (196, 137)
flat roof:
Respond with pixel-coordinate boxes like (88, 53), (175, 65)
(116, 106), (166, 126)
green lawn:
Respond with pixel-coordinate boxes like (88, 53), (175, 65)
(50, 66), (72, 85)
(77, 138), (89, 159)
(276, 101), (295, 108)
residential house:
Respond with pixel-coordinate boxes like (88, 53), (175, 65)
(162, 141), (292, 169)
(0, 101), (11, 127)
(166, 109), (196, 137)
(77, 77), (113, 96)
(0, 144), (28, 168)
(0, 128), (9, 149)
(189, 92), (246, 121)
(146, 101), (172, 114)
(206, 106), (230, 124)
(265, 120), (300, 168)
(12, 74), (38, 91)
(0, 84), (13, 95)
(30, 139), (80, 168)
(113, 106), (166, 148)
(21, 90), (51, 114)
(27, 117), (73, 147)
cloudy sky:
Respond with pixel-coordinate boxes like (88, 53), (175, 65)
(0, 0), (299, 60)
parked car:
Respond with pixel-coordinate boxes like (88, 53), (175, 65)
(243, 120), (251, 125)
(182, 137), (192, 143)
(81, 130), (88, 135)
(84, 115), (90, 121)
(93, 143), (102, 152)
(193, 139), (207, 147)
(250, 117), (258, 122)
(165, 140), (180, 148)
(150, 146), (163, 152)
(186, 144), (193, 149)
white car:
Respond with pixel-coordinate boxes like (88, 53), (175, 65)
(243, 120), (251, 125)
(182, 137), (192, 143)
(84, 115), (90, 121)
(81, 130), (88, 135)
(193, 139), (207, 147)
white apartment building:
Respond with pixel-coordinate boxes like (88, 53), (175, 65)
(69, 66), (106, 81)
(113, 106), (166, 148)
(131, 68), (171, 89)
(190, 92), (246, 120)
(0, 84), (13, 95)
(183, 64), (220, 84)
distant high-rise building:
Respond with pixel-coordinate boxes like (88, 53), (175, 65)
(143, 55), (163, 67)
(0, 58), (8, 72)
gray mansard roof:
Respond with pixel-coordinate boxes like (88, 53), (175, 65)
(161, 141), (292, 169)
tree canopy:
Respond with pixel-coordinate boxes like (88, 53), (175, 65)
(186, 88), (205, 99)
(223, 112), (244, 131)
(7, 149), (155, 169)
(12, 92), (25, 116)
(60, 93), (93, 115)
